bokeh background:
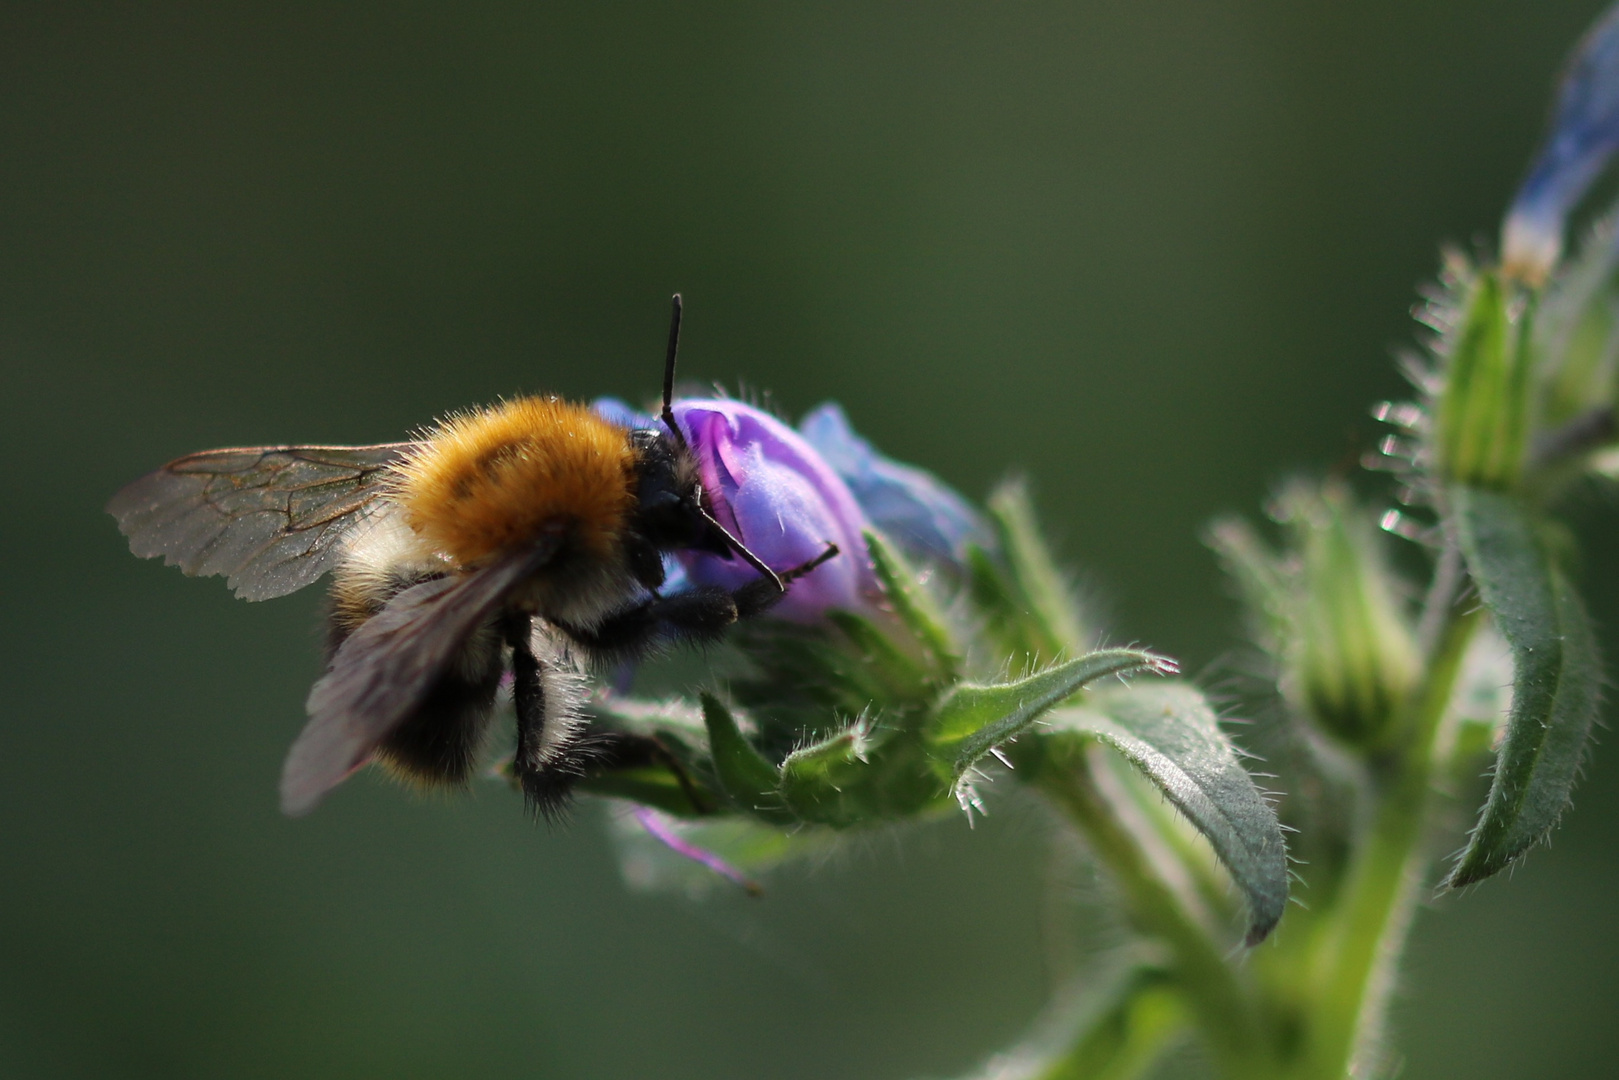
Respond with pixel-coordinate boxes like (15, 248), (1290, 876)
(4, 2), (1618, 1077)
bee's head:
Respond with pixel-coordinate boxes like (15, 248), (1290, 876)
(627, 425), (731, 557)
(623, 294), (786, 594)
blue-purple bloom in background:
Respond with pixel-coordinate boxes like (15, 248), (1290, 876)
(1503, 3), (1619, 282)
(591, 397), (656, 432)
(799, 402), (989, 565)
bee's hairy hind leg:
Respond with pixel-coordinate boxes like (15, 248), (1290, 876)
(503, 614), (587, 819)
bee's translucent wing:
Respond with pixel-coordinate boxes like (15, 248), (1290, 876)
(281, 536), (564, 816)
(106, 444), (413, 601)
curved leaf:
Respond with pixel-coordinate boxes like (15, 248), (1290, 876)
(1446, 486), (1603, 886)
(1047, 683), (1289, 944)
(928, 648), (1177, 773)
(864, 528), (961, 681)
(963, 482), (1090, 667)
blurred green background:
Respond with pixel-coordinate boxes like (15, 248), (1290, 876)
(4, 2), (1618, 1077)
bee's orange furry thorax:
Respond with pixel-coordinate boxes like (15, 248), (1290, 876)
(394, 397), (636, 568)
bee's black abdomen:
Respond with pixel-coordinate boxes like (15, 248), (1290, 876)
(375, 658), (503, 787)
(320, 553), (505, 790)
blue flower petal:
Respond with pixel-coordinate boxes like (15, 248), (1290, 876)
(592, 397), (658, 430)
(798, 402), (989, 565)
(1503, 4), (1619, 281)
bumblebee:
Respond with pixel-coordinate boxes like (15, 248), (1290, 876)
(108, 297), (836, 817)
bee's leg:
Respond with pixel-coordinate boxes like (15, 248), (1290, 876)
(558, 544), (840, 660)
(728, 542), (840, 619)
(503, 614), (590, 819)
(565, 731), (718, 816)
(567, 586), (740, 655)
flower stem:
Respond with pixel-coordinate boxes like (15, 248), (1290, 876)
(1296, 605), (1480, 1077)
(1039, 757), (1277, 1077)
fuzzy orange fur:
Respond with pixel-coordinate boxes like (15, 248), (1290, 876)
(393, 397), (636, 568)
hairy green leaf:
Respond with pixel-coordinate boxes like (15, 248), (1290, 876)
(964, 481), (1089, 668)
(929, 648), (1176, 774)
(825, 610), (933, 702)
(1446, 486), (1603, 886)
(779, 723), (875, 826)
(1045, 683), (1290, 943)
(1204, 514), (1294, 655)
(965, 544), (1045, 664)
(988, 479), (1089, 658)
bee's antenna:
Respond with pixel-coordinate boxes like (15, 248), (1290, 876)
(661, 293), (687, 448)
(697, 506), (785, 593)
(655, 289), (824, 598)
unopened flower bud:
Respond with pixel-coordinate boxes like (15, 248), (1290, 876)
(1278, 482), (1420, 748)
(1502, 4), (1619, 285)
(1433, 268), (1532, 491)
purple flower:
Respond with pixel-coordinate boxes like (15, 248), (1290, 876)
(1503, 4), (1619, 282)
(672, 399), (879, 621)
(592, 396), (981, 620)
(798, 402), (989, 565)
(631, 806), (761, 894)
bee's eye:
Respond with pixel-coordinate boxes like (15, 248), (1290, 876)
(640, 489), (681, 513)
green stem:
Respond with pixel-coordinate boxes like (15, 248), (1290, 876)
(1297, 607), (1480, 1077)
(1040, 756), (1276, 1077)
(1038, 970), (1188, 1080)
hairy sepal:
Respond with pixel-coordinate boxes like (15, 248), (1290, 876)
(1434, 269), (1533, 490)
(779, 723), (876, 827)
(864, 528), (961, 682)
(699, 693), (795, 825)
(965, 481), (1088, 667)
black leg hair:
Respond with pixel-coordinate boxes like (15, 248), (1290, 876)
(521, 546), (839, 813)
(503, 614), (601, 819)
(503, 616), (718, 818)
(560, 585), (740, 661)
(557, 544), (840, 665)
(505, 613), (546, 800)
